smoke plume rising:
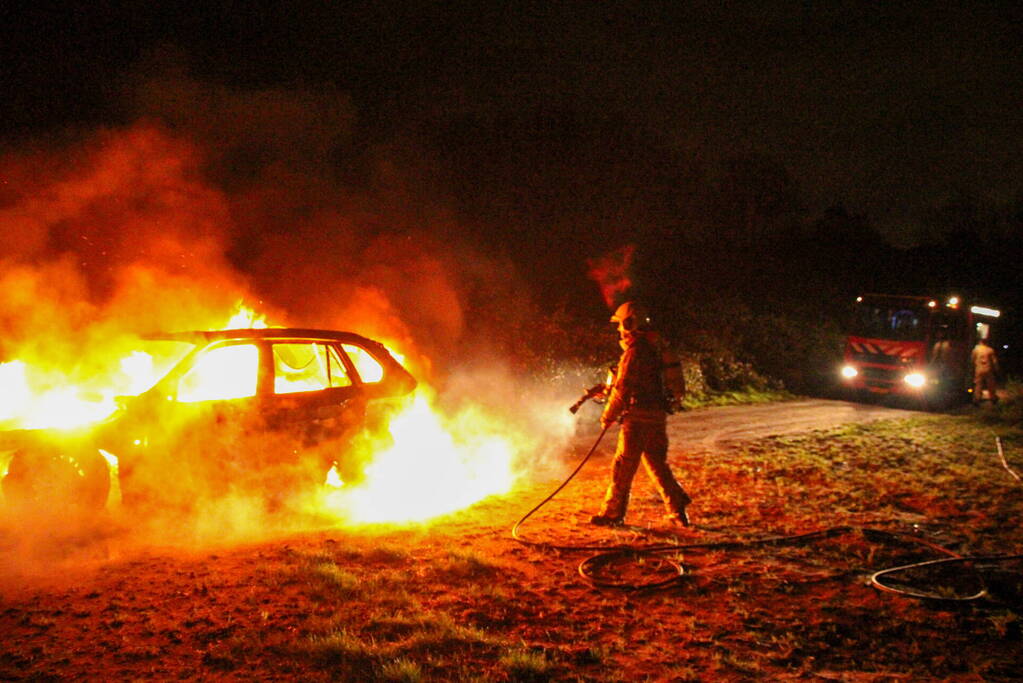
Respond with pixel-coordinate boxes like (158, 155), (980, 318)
(587, 244), (635, 309)
(0, 65), (585, 575)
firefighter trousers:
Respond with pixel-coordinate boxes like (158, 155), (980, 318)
(599, 417), (690, 520)
(974, 370), (999, 403)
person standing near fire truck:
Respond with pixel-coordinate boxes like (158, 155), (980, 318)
(971, 337), (1000, 404)
(591, 302), (692, 528)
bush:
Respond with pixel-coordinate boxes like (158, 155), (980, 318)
(693, 351), (773, 393)
(737, 312), (845, 395)
(977, 379), (1023, 426)
(483, 294), (843, 399)
(664, 298), (844, 396)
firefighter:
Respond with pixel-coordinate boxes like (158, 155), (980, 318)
(971, 337), (1000, 404)
(591, 301), (692, 528)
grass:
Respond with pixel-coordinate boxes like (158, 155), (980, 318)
(281, 546), (515, 676)
(305, 562), (361, 598)
(499, 648), (552, 681)
(378, 656), (423, 682)
(3, 398), (1022, 681)
(975, 378), (1023, 427)
(685, 386), (794, 408)
(292, 609), (509, 678)
(295, 628), (378, 669)
(429, 549), (502, 581)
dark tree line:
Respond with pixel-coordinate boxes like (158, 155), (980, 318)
(423, 109), (1023, 390)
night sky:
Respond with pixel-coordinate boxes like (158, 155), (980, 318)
(5, 2), (1021, 227)
(2, 2), (1021, 320)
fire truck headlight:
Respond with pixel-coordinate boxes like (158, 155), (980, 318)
(904, 372), (926, 388)
(841, 365), (858, 379)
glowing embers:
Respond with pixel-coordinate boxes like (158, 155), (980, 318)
(323, 392), (517, 524)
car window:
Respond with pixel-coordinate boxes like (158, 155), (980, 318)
(128, 340), (197, 395)
(342, 343), (384, 383)
(273, 343), (352, 394)
(852, 304), (927, 341)
(178, 343), (259, 403)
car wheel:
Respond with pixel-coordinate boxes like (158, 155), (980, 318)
(2, 446), (110, 516)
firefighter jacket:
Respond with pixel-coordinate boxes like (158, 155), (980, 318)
(971, 343), (999, 376)
(601, 331), (666, 426)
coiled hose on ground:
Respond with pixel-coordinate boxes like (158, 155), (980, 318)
(512, 426), (1023, 598)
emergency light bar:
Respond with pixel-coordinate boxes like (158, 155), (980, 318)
(970, 306), (1001, 318)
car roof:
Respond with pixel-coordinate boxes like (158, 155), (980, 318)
(142, 328), (383, 347)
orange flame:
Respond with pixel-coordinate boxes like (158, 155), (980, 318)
(0, 360), (119, 429)
(1, 299), (526, 526)
(320, 390), (519, 524)
(0, 301), (267, 430)
(224, 303), (269, 329)
(0, 122), (539, 531)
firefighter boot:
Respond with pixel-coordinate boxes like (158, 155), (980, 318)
(664, 499), (691, 528)
(590, 514), (624, 527)
(665, 507), (690, 527)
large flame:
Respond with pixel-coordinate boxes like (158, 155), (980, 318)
(1, 300), (524, 526)
(0, 121), (544, 531)
(0, 302), (266, 430)
(0, 359), (118, 430)
(321, 391), (518, 524)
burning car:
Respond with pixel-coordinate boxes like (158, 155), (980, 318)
(1, 328), (416, 516)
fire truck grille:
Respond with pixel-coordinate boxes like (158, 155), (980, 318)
(862, 367), (898, 385)
(852, 351), (897, 365)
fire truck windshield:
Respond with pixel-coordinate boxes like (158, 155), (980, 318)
(851, 303), (928, 341)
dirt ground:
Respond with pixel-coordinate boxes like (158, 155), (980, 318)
(1, 401), (1020, 681)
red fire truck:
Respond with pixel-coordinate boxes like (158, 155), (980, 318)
(840, 294), (1001, 407)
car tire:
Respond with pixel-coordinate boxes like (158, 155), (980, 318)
(2, 445), (110, 516)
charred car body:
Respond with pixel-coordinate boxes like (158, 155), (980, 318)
(1, 328), (416, 515)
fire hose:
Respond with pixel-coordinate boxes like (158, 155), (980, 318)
(511, 426), (1023, 598)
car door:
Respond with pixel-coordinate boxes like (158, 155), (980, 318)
(124, 340), (265, 501)
(262, 340), (366, 447)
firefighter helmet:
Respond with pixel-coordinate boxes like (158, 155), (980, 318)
(610, 301), (650, 332)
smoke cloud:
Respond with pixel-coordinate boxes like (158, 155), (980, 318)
(586, 244), (635, 309)
(0, 63), (586, 576)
